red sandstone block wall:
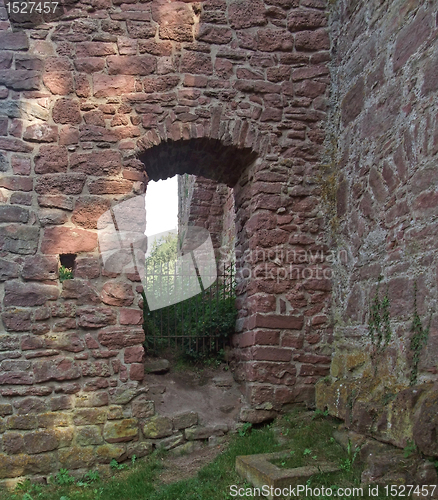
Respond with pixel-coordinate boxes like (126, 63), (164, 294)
(0, 0), (333, 480)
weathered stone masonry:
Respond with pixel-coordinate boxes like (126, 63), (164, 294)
(0, 0), (332, 481)
(317, 0), (438, 459)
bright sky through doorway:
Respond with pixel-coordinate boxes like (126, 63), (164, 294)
(145, 176), (178, 237)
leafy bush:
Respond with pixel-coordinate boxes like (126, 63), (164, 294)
(141, 233), (237, 360)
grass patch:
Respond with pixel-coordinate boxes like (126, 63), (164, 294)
(0, 408), (395, 500)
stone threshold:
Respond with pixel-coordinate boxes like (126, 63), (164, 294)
(236, 451), (339, 500)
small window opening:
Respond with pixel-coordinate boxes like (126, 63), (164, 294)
(59, 254), (76, 282)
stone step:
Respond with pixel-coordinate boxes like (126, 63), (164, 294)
(236, 452), (339, 500)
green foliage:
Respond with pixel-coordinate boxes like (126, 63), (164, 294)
(110, 459), (127, 471)
(146, 233), (178, 267)
(59, 266), (73, 282)
(14, 480), (43, 498)
(403, 439), (417, 458)
(53, 469), (75, 486)
(339, 439), (361, 473)
(368, 276), (391, 353)
(410, 282), (431, 386)
(142, 256), (237, 362)
(238, 423), (252, 437)
(312, 409), (329, 420)
(83, 471), (100, 484)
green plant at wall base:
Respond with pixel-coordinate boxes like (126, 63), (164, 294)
(53, 468), (75, 486)
(409, 282), (431, 386)
(403, 439), (417, 458)
(59, 266), (73, 282)
(339, 439), (361, 473)
(368, 276), (391, 353)
(238, 422), (252, 437)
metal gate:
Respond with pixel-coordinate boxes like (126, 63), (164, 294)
(142, 262), (236, 358)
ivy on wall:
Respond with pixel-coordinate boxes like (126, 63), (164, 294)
(368, 276), (391, 353)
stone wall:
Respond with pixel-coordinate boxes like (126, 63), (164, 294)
(178, 173), (235, 264)
(0, 0), (332, 481)
(317, 0), (438, 457)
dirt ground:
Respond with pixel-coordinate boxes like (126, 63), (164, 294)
(157, 439), (229, 484)
(143, 356), (244, 431)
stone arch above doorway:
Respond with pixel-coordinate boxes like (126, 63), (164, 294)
(139, 137), (258, 186)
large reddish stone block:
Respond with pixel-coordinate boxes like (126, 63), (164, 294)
(180, 51), (213, 75)
(77, 307), (117, 328)
(22, 255), (58, 281)
(23, 124), (58, 143)
(0, 32), (29, 50)
(35, 173), (86, 195)
(0, 137), (32, 153)
(74, 258), (100, 279)
(393, 8), (432, 72)
(0, 70), (40, 91)
(129, 363), (144, 381)
(0, 206), (29, 223)
(88, 179), (133, 194)
(37, 195), (74, 211)
(24, 430), (59, 454)
(3, 432), (25, 454)
(70, 150), (122, 176)
(74, 58), (106, 73)
(287, 8), (327, 31)
(124, 345), (144, 363)
(43, 72), (74, 94)
(294, 29), (330, 51)
(0, 258), (20, 281)
(45, 333), (84, 352)
(246, 361), (296, 385)
(257, 29), (294, 52)
(61, 280), (99, 305)
(41, 227), (97, 254)
(126, 20), (156, 39)
(2, 309), (32, 332)
(152, 1), (194, 42)
(98, 326), (145, 349)
(93, 74), (136, 97)
(4, 281), (59, 307)
(0, 53), (12, 70)
(0, 224), (39, 255)
(228, 0), (266, 29)
(76, 42), (116, 57)
(33, 358), (81, 383)
(71, 197), (111, 229)
(52, 99), (82, 125)
(79, 125), (118, 143)
(341, 77), (364, 126)
(196, 24), (232, 44)
(251, 346), (292, 362)
(11, 156), (31, 175)
(120, 308), (142, 325)
(107, 55), (157, 75)
(247, 313), (304, 330)
(101, 282), (134, 306)
(0, 371), (34, 385)
(34, 145), (69, 174)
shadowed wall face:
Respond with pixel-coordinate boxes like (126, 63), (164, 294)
(0, 0), (332, 482)
(318, 0), (438, 457)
